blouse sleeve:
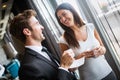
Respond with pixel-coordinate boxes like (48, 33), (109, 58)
(89, 23), (95, 30)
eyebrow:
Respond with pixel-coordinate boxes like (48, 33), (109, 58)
(58, 11), (66, 19)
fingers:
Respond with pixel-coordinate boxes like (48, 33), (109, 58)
(93, 46), (105, 57)
(84, 50), (94, 58)
(93, 50), (99, 57)
(75, 53), (85, 59)
(65, 49), (75, 57)
(60, 49), (75, 69)
(85, 51), (94, 58)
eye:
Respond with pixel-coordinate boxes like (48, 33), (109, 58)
(58, 12), (66, 20)
(36, 21), (40, 25)
(62, 12), (66, 17)
(58, 16), (61, 20)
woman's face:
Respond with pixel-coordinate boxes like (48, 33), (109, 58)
(57, 9), (74, 27)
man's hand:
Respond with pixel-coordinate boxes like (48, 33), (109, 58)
(60, 49), (75, 69)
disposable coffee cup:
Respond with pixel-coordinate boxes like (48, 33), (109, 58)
(66, 49), (75, 58)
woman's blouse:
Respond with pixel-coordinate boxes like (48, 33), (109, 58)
(59, 23), (112, 80)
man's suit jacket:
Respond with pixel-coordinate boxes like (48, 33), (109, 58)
(19, 48), (77, 80)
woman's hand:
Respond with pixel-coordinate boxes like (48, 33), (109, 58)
(75, 52), (85, 59)
(84, 50), (94, 58)
(74, 50), (94, 59)
(93, 46), (106, 57)
(74, 46), (106, 59)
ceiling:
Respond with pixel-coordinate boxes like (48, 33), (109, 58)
(0, 0), (29, 41)
(0, 0), (13, 40)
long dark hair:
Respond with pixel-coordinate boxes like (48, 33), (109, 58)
(55, 3), (85, 48)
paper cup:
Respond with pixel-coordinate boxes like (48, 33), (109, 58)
(66, 49), (75, 57)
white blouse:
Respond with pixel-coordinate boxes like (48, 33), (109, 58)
(59, 23), (112, 80)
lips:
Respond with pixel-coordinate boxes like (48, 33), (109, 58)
(64, 19), (69, 25)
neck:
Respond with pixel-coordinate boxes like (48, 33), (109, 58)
(74, 24), (86, 32)
(25, 39), (42, 46)
(71, 25), (80, 32)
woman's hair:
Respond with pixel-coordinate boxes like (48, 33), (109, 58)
(9, 9), (36, 43)
(55, 3), (85, 48)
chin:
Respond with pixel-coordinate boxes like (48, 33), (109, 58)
(40, 37), (45, 42)
(42, 36), (45, 40)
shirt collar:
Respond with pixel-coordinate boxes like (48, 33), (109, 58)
(25, 45), (43, 53)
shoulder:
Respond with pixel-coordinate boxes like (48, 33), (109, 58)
(86, 23), (95, 30)
(86, 23), (94, 27)
(59, 34), (64, 41)
(59, 34), (68, 45)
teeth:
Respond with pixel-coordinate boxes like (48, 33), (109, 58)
(64, 20), (68, 24)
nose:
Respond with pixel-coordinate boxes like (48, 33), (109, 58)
(60, 17), (66, 23)
(40, 25), (44, 30)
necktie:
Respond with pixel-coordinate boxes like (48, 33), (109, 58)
(42, 47), (77, 80)
(42, 47), (59, 66)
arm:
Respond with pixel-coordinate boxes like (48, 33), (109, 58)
(57, 69), (77, 80)
(59, 44), (78, 72)
(57, 50), (77, 80)
(93, 29), (106, 57)
(59, 42), (86, 60)
(59, 43), (69, 54)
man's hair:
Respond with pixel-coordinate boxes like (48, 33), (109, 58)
(9, 9), (36, 43)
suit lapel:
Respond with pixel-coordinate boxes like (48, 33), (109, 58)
(42, 47), (59, 66)
(25, 48), (59, 69)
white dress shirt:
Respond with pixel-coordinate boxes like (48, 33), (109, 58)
(25, 46), (51, 61)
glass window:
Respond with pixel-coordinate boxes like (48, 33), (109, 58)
(87, 0), (120, 70)
(32, 0), (63, 42)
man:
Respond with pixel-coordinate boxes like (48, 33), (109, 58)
(9, 9), (77, 80)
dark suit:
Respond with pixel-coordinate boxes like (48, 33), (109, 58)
(19, 48), (77, 80)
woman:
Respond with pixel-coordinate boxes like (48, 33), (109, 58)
(55, 3), (117, 80)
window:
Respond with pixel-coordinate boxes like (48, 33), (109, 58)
(32, 0), (63, 42)
(87, 0), (120, 70)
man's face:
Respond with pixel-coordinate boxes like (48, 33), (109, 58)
(29, 16), (45, 42)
